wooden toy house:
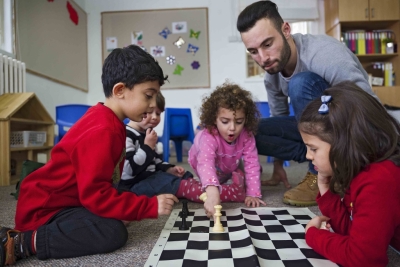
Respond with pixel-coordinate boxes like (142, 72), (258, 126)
(0, 93), (54, 186)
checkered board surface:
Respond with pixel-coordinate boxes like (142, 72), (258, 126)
(144, 207), (339, 267)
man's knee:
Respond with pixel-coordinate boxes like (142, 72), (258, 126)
(289, 72), (326, 98)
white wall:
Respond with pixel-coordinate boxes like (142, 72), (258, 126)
(24, 0), (325, 133)
(81, 0), (272, 134)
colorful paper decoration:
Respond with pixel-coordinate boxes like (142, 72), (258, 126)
(106, 37), (118, 52)
(166, 55), (176, 65)
(191, 61), (200, 69)
(173, 37), (185, 48)
(187, 44), (199, 55)
(131, 31), (143, 46)
(173, 64), (184, 75)
(190, 29), (201, 39)
(172, 21), (187, 34)
(159, 27), (171, 39)
(150, 46), (165, 57)
(66, 1), (79, 25)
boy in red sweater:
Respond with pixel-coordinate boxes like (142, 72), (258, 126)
(0, 45), (178, 266)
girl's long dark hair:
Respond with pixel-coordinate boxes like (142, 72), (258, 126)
(299, 81), (400, 193)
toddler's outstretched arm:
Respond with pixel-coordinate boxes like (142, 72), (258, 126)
(204, 186), (220, 219)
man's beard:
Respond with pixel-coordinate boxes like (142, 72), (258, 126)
(264, 35), (291, 75)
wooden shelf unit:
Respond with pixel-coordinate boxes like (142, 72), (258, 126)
(325, 0), (400, 107)
(0, 93), (54, 186)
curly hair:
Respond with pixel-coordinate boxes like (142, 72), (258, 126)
(199, 82), (260, 135)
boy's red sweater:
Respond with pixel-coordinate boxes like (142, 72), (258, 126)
(306, 160), (400, 267)
(15, 103), (158, 231)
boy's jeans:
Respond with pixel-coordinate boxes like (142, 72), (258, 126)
(255, 72), (330, 174)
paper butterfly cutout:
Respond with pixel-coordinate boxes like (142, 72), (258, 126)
(173, 64), (184, 75)
(190, 29), (201, 39)
(159, 27), (171, 39)
(187, 44), (199, 55)
(174, 37), (185, 48)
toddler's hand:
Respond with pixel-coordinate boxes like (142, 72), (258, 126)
(144, 128), (158, 150)
(245, 196), (267, 207)
(204, 186), (220, 219)
(157, 194), (178, 216)
(305, 215), (331, 233)
(167, 166), (185, 177)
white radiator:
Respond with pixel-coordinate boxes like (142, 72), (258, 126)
(0, 53), (26, 95)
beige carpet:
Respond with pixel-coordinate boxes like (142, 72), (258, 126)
(0, 156), (399, 266)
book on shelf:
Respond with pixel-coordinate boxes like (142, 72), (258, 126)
(341, 30), (396, 55)
(366, 62), (395, 87)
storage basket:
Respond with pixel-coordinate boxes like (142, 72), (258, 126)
(10, 131), (47, 148)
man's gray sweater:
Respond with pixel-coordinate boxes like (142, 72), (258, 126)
(264, 33), (376, 116)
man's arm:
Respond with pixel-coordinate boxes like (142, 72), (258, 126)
(264, 78), (290, 117)
(310, 41), (377, 100)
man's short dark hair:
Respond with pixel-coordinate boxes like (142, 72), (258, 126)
(237, 0), (284, 33)
(101, 45), (168, 98)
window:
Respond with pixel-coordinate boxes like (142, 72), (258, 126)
(0, 0), (15, 56)
(246, 21), (310, 77)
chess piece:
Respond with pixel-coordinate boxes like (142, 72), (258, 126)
(199, 192), (207, 202)
(212, 205), (224, 232)
(182, 199), (189, 215)
(179, 208), (189, 230)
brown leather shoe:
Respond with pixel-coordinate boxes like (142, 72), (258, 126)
(0, 226), (26, 267)
(282, 172), (318, 206)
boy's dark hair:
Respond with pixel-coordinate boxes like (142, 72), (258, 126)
(102, 45), (168, 98)
(156, 92), (166, 112)
(200, 82), (260, 135)
(299, 81), (400, 193)
(237, 0), (284, 33)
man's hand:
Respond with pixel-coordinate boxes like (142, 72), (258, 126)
(245, 196), (267, 207)
(305, 215), (331, 233)
(166, 166), (186, 177)
(157, 194), (178, 216)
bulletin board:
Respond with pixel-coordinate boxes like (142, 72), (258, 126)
(15, 0), (88, 92)
(101, 8), (210, 89)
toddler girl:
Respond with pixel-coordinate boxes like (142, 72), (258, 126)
(176, 82), (266, 217)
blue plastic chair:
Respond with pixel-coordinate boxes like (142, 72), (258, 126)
(160, 108), (195, 163)
(256, 101), (291, 167)
(55, 104), (91, 144)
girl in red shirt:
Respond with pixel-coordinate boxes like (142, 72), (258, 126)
(299, 81), (400, 267)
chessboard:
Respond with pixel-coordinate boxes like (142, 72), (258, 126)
(144, 207), (339, 267)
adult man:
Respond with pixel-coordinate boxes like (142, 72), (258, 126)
(237, 0), (376, 206)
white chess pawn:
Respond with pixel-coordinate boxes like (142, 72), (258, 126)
(199, 192), (207, 202)
(213, 205), (224, 232)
